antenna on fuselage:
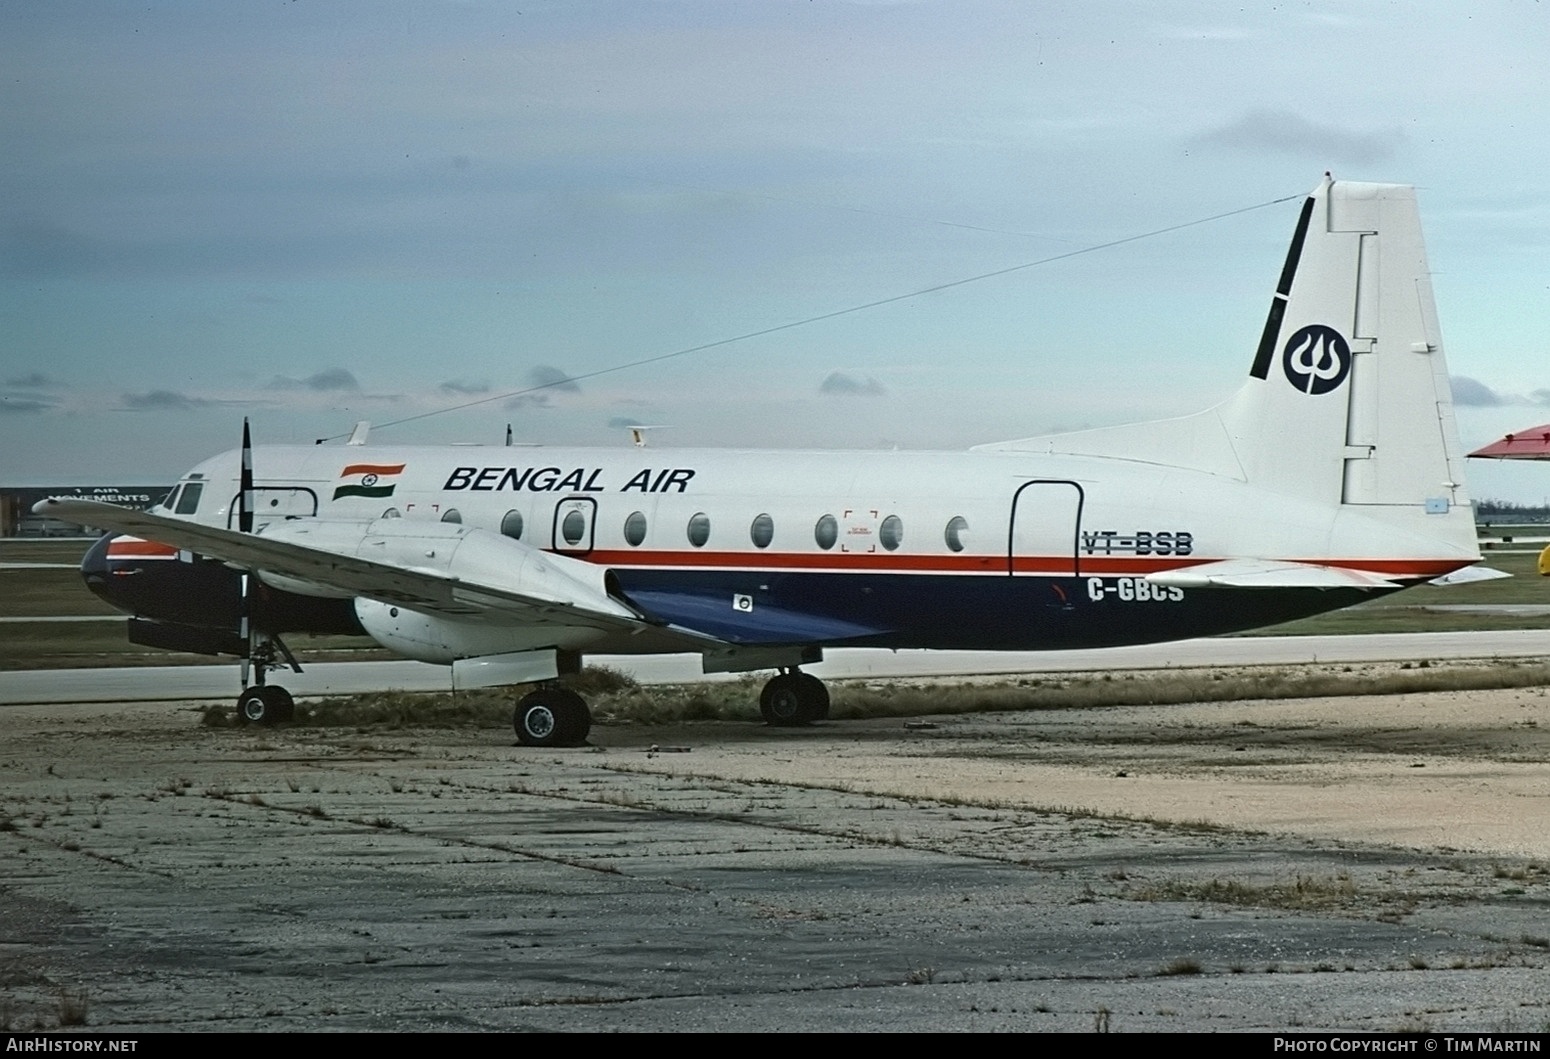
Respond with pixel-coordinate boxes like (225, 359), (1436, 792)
(624, 425), (668, 448)
(505, 423), (513, 447)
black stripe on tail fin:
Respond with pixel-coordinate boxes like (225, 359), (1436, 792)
(1249, 194), (1317, 380)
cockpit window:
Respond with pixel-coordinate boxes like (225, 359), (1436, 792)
(174, 483), (203, 515)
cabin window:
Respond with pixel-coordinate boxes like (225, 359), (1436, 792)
(880, 514), (903, 551)
(945, 516), (969, 553)
(382, 507), (401, 519)
(814, 514), (838, 550)
(441, 508), (462, 525)
(750, 513), (774, 549)
(174, 483), (203, 515)
(624, 511), (647, 547)
(561, 509), (586, 545)
(500, 510), (523, 539)
(687, 512), (711, 548)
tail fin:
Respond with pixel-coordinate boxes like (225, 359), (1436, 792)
(982, 176), (1476, 557)
(1225, 176), (1469, 515)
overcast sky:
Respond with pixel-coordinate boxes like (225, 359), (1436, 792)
(4, 0), (1549, 503)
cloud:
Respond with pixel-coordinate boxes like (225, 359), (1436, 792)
(608, 416), (645, 428)
(439, 378), (491, 396)
(819, 371), (886, 397)
(1193, 109), (1405, 164)
(5, 372), (58, 389)
(0, 373), (62, 411)
(503, 365), (582, 410)
(1451, 376), (1506, 407)
(0, 394), (57, 414)
(1533, 389), (1550, 407)
(120, 389), (210, 411)
(529, 365), (580, 393)
(268, 368), (361, 392)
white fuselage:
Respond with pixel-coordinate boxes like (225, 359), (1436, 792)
(153, 441), (1472, 656)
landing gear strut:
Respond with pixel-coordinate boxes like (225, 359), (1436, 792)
(513, 685), (592, 747)
(235, 630), (300, 726)
(759, 669), (829, 727)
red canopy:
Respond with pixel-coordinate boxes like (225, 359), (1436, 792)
(1470, 423), (1550, 459)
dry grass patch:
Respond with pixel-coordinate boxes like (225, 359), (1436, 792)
(1123, 873), (1359, 912)
(191, 658), (1550, 731)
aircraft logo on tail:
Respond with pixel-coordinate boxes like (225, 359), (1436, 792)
(333, 462), (407, 500)
(1282, 325), (1351, 395)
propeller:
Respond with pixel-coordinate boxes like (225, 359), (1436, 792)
(238, 417), (254, 534)
(237, 418), (254, 689)
(232, 417), (300, 722)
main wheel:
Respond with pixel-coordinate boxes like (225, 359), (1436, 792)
(236, 685), (293, 726)
(796, 672), (830, 721)
(514, 687), (592, 747)
(760, 673), (816, 726)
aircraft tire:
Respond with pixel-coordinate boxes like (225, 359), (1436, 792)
(796, 673), (830, 720)
(236, 685), (293, 726)
(514, 687), (591, 747)
(266, 685), (296, 722)
(760, 673), (817, 726)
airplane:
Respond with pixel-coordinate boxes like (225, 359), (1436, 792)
(36, 176), (1486, 746)
(1470, 425), (1550, 576)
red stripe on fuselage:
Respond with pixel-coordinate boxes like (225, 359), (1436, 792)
(578, 549), (1465, 579)
(106, 537), (179, 560)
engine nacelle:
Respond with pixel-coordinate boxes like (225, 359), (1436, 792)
(353, 598), (608, 664)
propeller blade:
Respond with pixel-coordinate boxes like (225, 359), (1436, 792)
(238, 418), (254, 534)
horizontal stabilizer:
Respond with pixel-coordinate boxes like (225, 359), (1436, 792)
(1427, 565), (1512, 586)
(1146, 559), (1400, 590)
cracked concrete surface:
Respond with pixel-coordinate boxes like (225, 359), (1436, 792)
(1, 687), (1547, 1032)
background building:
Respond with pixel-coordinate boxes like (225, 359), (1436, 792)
(1, 486), (171, 537)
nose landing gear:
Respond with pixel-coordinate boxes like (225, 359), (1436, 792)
(235, 630), (301, 726)
(236, 684), (296, 726)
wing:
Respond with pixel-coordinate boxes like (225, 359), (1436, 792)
(35, 498), (644, 633)
(1470, 424), (1550, 460)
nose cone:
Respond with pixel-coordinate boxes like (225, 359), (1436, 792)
(80, 533), (122, 611)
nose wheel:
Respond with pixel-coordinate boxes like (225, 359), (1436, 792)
(234, 629), (301, 726)
(759, 669), (829, 726)
(236, 684), (295, 725)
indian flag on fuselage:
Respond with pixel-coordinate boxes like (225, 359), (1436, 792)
(333, 463), (406, 501)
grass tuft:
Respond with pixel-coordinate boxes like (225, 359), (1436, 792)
(56, 990), (88, 1027)
(1125, 873), (1357, 911)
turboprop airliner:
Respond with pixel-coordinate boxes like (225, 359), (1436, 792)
(38, 176), (1485, 746)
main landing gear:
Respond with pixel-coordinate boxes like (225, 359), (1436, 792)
(513, 685), (593, 748)
(759, 668), (830, 727)
(509, 667), (832, 747)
